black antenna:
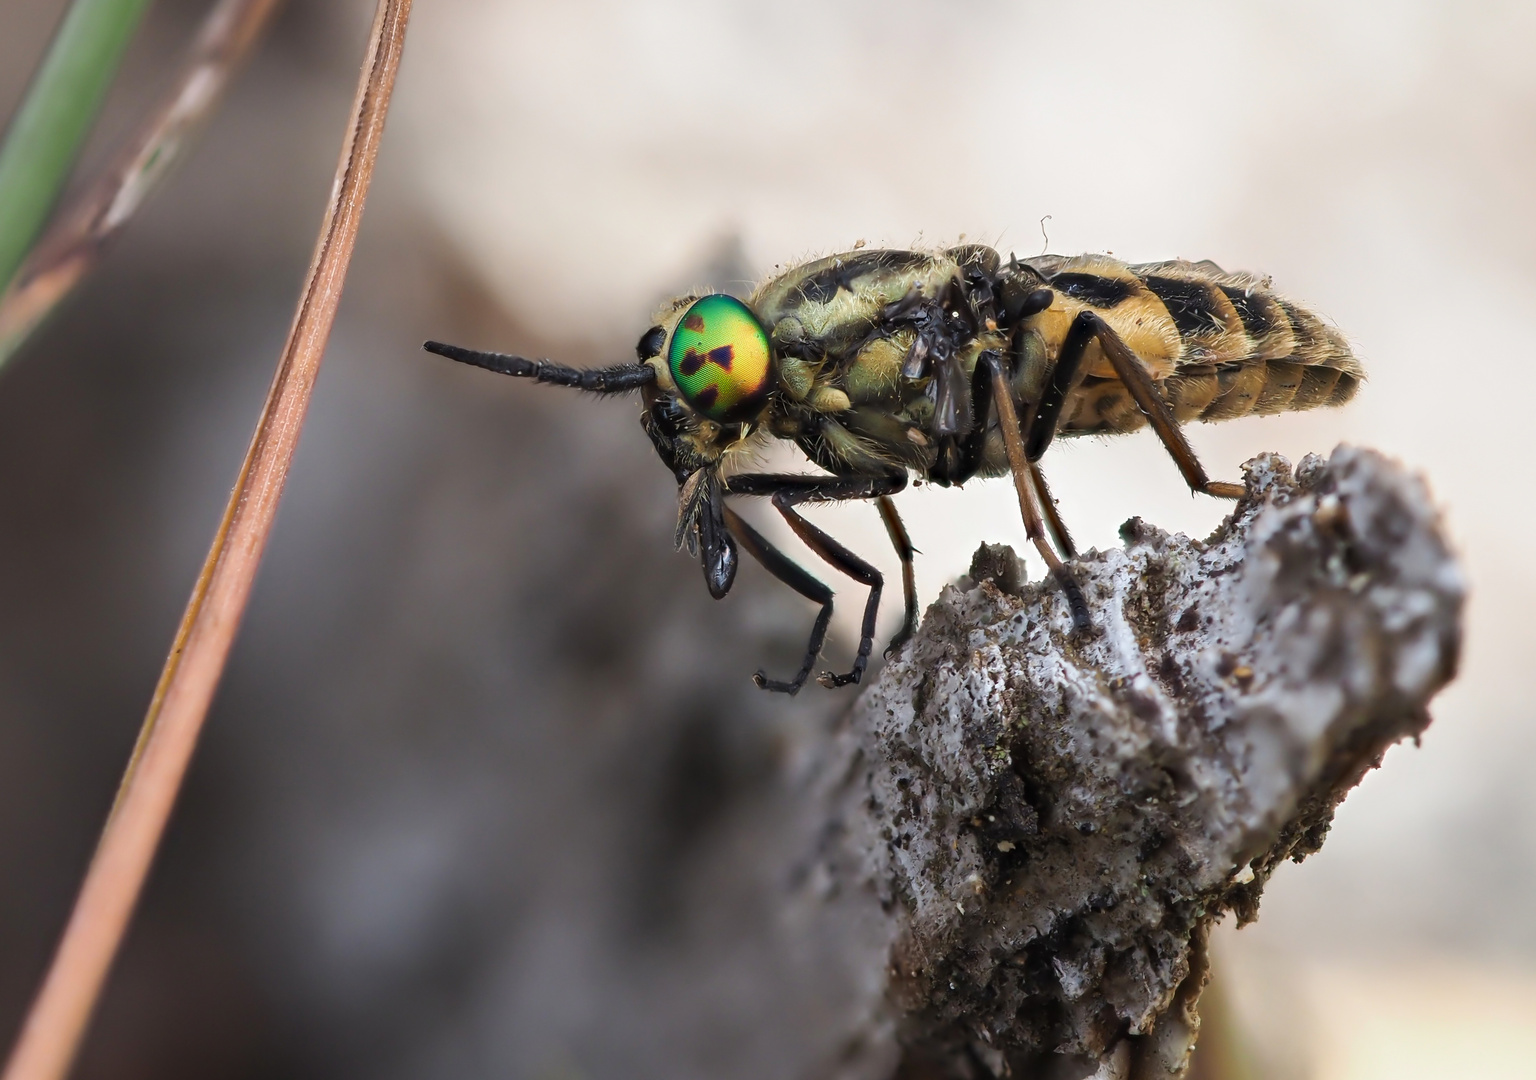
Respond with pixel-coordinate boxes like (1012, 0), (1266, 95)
(423, 341), (656, 393)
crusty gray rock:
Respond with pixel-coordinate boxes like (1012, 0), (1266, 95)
(808, 446), (1463, 1080)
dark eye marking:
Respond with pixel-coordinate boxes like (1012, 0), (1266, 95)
(636, 325), (667, 360)
(1145, 275), (1223, 337)
(678, 344), (734, 377)
(684, 314), (706, 332)
(694, 386), (720, 410)
(1049, 273), (1133, 307)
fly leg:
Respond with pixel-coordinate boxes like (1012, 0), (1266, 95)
(949, 342), (1001, 483)
(960, 285), (1079, 559)
(954, 344), (1079, 590)
(980, 352), (1092, 632)
(1023, 311), (1243, 499)
(776, 496), (884, 689)
(721, 507), (834, 695)
(876, 495), (919, 655)
(1028, 458), (1077, 560)
(1005, 306), (1083, 558)
(725, 473), (907, 690)
(1019, 307), (1092, 463)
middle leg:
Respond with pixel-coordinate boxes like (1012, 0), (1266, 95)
(1028, 458), (1077, 560)
(981, 352), (1092, 632)
(876, 495), (919, 655)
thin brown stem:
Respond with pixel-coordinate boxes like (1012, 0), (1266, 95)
(0, 1), (413, 1077)
(0, 0), (286, 366)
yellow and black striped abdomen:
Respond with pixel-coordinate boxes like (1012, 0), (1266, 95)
(1022, 255), (1362, 437)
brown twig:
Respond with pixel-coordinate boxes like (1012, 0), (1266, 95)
(0, 1), (413, 1077)
(0, 0), (285, 366)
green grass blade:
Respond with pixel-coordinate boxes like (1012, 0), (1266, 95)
(0, 0), (154, 294)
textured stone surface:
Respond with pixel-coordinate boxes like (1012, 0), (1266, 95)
(809, 446), (1464, 1080)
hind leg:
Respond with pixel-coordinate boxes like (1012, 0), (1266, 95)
(1022, 311), (1242, 499)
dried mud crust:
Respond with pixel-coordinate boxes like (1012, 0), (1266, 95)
(834, 446), (1463, 1079)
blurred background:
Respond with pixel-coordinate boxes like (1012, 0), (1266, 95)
(1, 1), (1533, 1077)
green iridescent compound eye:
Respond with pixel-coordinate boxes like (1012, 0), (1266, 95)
(666, 295), (773, 423)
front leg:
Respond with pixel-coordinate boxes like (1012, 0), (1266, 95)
(725, 473), (907, 689)
(720, 507), (835, 695)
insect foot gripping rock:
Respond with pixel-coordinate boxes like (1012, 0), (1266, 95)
(813, 446), (1463, 1080)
